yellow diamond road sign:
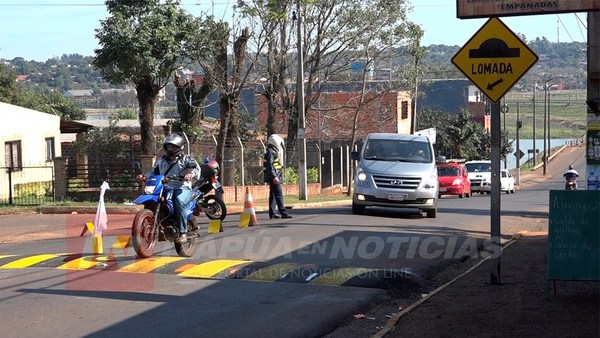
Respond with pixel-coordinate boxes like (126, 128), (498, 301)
(451, 17), (538, 103)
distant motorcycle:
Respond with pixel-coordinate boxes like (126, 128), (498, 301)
(194, 159), (227, 221)
(565, 175), (577, 190)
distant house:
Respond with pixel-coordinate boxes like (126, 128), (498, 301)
(418, 79), (470, 114)
(63, 89), (94, 99)
(418, 79), (489, 131)
(254, 82), (414, 141)
(0, 102), (62, 200)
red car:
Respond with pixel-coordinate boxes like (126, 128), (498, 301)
(437, 162), (472, 198)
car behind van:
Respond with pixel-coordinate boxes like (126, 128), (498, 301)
(465, 160), (492, 194)
(351, 133), (439, 218)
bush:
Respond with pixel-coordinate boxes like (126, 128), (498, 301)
(307, 167), (319, 183)
(284, 167), (299, 184)
(283, 167), (319, 184)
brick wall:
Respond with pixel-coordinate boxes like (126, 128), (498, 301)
(256, 90), (413, 140)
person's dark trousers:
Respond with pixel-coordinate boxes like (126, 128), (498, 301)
(268, 180), (287, 217)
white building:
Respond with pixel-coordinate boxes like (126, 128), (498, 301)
(0, 102), (61, 200)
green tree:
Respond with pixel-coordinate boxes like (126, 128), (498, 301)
(72, 117), (129, 166)
(11, 91), (86, 120)
(0, 64), (18, 102)
(115, 108), (137, 120)
(93, 0), (201, 155)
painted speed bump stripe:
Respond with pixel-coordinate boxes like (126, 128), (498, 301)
(178, 260), (250, 278)
(117, 257), (185, 273)
(0, 254), (62, 269)
(310, 267), (378, 286)
(244, 263), (301, 282)
(0, 254), (17, 260)
(57, 255), (114, 270)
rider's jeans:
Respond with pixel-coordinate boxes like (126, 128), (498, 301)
(173, 188), (193, 234)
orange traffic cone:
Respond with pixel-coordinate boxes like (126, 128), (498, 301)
(239, 187), (259, 227)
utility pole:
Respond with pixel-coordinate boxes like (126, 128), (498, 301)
(296, 0), (307, 200)
(532, 83), (536, 167)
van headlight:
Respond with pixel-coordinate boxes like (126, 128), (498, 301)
(424, 175), (438, 189)
(356, 168), (368, 185)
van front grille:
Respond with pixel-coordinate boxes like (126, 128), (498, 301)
(373, 175), (421, 190)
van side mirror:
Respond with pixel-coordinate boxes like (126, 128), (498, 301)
(351, 151), (361, 161)
(435, 155), (447, 164)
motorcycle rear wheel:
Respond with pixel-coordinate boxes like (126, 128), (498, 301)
(203, 194), (227, 221)
(175, 219), (199, 257)
(132, 209), (156, 258)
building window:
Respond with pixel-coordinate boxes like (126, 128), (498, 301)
(45, 137), (55, 162)
(401, 101), (408, 120)
(4, 140), (22, 171)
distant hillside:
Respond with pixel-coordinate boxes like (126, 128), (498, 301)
(0, 38), (587, 108)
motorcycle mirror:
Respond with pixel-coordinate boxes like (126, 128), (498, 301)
(132, 161), (142, 173)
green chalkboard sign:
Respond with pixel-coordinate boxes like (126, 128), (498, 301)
(547, 190), (600, 281)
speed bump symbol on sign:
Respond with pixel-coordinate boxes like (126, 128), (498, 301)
(452, 17), (538, 103)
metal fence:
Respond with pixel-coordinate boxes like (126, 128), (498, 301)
(66, 162), (138, 192)
(0, 166), (55, 205)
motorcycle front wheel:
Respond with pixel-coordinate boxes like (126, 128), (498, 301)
(132, 209), (157, 258)
(203, 194), (227, 221)
(175, 219), (199, 257)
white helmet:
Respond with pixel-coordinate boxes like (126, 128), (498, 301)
(268, 134), (284, 149)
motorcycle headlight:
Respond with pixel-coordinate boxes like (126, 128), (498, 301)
(144, 185), (156, 194)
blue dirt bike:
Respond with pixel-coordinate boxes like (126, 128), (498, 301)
(131, 174), (202, 258)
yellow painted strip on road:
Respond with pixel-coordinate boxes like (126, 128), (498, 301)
(178, 260), (250, 278)
(311, 267), (378, 286)
(117, 257), (185, 273)
(0, 254), (62, 269)
(0, 255), (17, 260)
(244, 263), (300, 282)
(56, 255), (112, 270)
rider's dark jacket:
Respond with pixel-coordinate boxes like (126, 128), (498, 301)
(145, 153), (199, 189)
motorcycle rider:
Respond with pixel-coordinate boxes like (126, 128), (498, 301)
(563, 165), (579, 189)
(136, 133), (199, 243)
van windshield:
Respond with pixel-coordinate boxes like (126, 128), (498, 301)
(363, 139), (432, 163)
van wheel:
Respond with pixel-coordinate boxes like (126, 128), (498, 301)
(426, 208), (437, 218)
(352, 203), (365, 215)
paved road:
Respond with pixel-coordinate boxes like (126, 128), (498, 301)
(0, 144), (587, 337)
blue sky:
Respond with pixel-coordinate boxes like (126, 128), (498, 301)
(0, 0), (589, 61)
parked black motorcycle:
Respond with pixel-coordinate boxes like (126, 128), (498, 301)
(194, 159), (227, 221)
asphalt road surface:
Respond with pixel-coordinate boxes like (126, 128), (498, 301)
(0, 145), (587, 337)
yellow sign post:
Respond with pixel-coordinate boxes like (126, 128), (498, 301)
(451, 17), (538, 103)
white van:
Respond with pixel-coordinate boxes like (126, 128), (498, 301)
(465, 160), (492, 193)
(351, 133), (439, 218)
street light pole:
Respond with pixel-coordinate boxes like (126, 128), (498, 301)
(543, 81), (548, 175)
(543, 76), (562, 175)
(532, 83), (536, 167)
(296, 0), (307, 200)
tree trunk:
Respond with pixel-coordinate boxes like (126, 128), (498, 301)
(136, 77), (157, 156)
(174, 75), (214, 133)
